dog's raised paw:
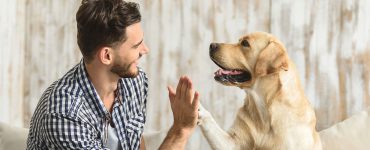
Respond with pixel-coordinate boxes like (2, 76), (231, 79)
(198, 104), (211, 125)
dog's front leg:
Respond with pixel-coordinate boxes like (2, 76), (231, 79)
(198, 104), (236, 150)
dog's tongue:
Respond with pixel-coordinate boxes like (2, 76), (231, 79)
(215, 69), (243, 76)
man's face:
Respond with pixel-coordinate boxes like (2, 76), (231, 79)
(111, 22), (149, 78)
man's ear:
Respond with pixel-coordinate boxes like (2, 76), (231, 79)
(97, 47), (113, 65)
(254, 40), (289, 77)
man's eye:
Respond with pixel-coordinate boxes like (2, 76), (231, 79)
(241, 40), (250, 47)
(133, 44), (140, 49)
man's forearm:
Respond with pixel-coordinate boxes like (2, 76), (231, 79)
(158, 126), (190, 150)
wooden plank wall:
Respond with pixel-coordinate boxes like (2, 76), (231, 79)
(0, 0), (26, 128)
(0, 0), (369, 149)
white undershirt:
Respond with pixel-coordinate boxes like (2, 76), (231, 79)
(106, 125), (122, 150)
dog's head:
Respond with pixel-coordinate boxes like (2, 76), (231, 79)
(209, 32), (289, 88)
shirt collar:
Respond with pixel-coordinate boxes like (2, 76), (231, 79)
(76, 59), (110, 118)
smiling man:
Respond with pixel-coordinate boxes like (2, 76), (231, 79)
(26, 0), (199, 149)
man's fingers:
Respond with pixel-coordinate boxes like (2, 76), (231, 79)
(167, 86), (176, 103)
(180, 76), (188, 100)
(168, 85), (176, 95)
(176, 76), (184, 99)
(192, 91), (200, 110)
(185, 77), (194, 104)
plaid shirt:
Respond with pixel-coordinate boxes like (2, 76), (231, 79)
(27, 59), (148, 150)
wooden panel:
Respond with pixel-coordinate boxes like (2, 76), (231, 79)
(0, 0), (25, 127)
(0, 0), (369, 149)
(270, 0), (370, 129)
(22, 0), (82, 126)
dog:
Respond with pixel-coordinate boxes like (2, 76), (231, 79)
(198, 32), (322, 150)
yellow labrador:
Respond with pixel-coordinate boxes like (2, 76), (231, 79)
(198, 32), (322, 150)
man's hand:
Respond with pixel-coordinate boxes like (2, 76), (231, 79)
(159, 76), (200, 150)
(168, 76), (200, 136)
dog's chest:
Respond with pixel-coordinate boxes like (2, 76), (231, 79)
(241, 91), (314, 148)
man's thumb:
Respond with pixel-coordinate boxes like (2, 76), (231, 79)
(167, 86), (176, 103)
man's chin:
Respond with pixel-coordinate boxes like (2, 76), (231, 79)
(111, 64), (139, 78)
(124, 72), (139, 78)
(119, 68), (139, 78)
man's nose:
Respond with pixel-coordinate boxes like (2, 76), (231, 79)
(140, 42), (149, 55)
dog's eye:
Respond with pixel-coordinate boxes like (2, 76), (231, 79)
(241, 40), (250, 47)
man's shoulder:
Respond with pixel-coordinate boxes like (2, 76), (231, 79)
(40, 65), (85, 117)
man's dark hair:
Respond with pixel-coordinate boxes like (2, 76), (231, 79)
(76, 0), (141, 62)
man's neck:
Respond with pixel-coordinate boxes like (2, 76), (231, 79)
(84, 61), (119, 112)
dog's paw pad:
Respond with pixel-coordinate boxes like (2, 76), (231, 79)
(197, 118), (204, 125)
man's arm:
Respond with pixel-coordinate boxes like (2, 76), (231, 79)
(159, 76), (200, 150)
(158, 125), (192, 149)
(140, 136), (146, 150)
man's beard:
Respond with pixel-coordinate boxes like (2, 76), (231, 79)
(110, 59), (138, 78)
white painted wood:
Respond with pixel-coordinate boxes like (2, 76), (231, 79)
(22, 0), (82, 125)
(0, 0), (26, 127)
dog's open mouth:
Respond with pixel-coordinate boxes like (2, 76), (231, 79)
(214, 69), (251, 83)
(212, 61), (252, 83)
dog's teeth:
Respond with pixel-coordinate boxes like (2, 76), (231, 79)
(215, 69), (223, 76)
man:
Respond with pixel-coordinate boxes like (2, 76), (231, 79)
(26, 0), (199, 149)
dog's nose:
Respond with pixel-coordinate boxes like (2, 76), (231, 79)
(209, 43), (219, 52)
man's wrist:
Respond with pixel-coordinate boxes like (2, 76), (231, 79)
(169, 125), (192, 140)
(158, 125), (192, 150)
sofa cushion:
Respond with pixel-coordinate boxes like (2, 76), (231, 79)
(319, 107), (370, 150)
(0, 122), (29, 150)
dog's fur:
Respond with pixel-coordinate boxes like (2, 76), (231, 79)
(198, 32), (322, 150)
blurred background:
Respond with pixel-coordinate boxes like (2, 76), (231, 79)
(0, 0), (369, 149)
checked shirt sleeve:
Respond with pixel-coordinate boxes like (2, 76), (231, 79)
(42, 113), (108, 149)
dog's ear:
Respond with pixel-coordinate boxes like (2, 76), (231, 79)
(254, 40), (289, 77)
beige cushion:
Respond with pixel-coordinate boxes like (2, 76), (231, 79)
(0, 122), (28, 150)
(319, 107), (370, 150)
